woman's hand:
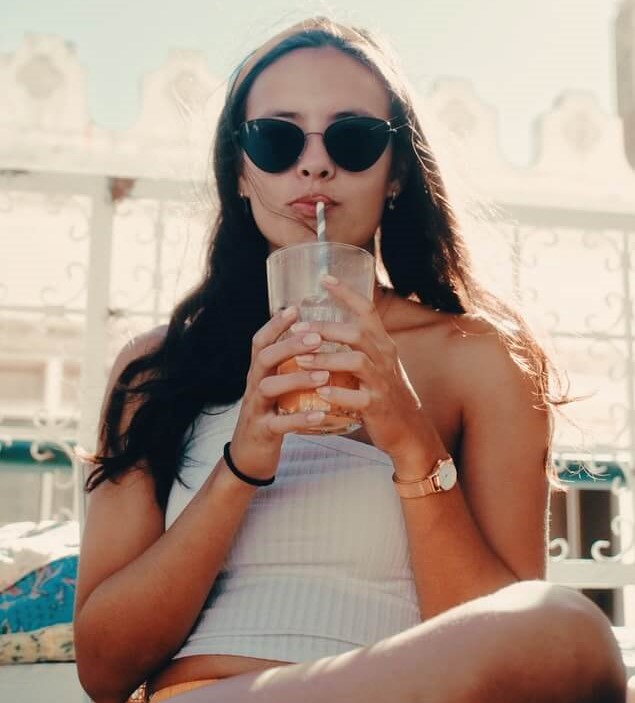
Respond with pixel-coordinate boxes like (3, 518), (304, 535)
(295, 277), (444, 468)
(229, 306), (332, 480)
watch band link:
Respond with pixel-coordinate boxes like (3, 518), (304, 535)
(392, 457), (455, 499)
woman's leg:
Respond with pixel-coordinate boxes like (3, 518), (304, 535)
(167, 581), (625, 703)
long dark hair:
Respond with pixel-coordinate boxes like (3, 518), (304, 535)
(85, 18), (566, 510)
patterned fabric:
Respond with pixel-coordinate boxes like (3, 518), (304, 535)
(0, 522), (78, 663)
(0, 520), (79, 591)
(0, 556), (76, 634)
(0, 622), (74, 663)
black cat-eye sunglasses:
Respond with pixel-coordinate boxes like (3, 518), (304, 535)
(235, 116), (397, 173)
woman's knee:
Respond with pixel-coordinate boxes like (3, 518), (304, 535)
(487, 580), (626, 702)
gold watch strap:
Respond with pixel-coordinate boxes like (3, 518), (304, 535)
(392, 457), (448, 499)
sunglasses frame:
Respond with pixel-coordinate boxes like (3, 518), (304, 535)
(235, 116), (398, 173)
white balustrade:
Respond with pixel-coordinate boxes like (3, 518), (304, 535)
(1, 33), (635, 623)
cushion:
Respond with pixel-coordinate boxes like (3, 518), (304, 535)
(0, 521), (78, 663)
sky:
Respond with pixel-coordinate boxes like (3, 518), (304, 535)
(0, 0), (626, 165)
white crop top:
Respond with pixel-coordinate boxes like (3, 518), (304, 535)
(165, 400), (420, 664)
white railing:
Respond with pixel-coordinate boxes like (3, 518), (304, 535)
(2, 33), (635, 623)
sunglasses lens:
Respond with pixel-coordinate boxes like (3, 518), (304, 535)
(239, 120), (304, 173)
(326, 118), (391, 172)
(238, 117), (392, 173)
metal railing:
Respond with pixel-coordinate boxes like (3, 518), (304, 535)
(1, 167), (634, 621)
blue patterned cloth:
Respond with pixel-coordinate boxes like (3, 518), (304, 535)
(0, 556), (76, 634)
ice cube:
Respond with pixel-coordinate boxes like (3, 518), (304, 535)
(299, 295), (336, 322)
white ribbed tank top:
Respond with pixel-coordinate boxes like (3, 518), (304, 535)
(165, 400), (420, 664)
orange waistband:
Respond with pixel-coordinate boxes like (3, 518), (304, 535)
(149, 678), (221, 702)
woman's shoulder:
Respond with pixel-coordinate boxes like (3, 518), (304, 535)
(103, 325), (169, 405)
(381, 292), (538, 393)
(110, 324), (169, 378)
(385, 294), (494, 344)
(393, 301), (529, 385)
(438, 312), (542, 413)
(118, 324), (169, 363)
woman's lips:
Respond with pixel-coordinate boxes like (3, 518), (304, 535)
(289, 202), (336, 217)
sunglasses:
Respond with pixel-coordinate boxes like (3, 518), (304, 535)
(236, 116), (396, 173)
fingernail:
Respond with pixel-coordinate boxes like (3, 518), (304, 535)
(322, 274), (339, 285)
(316, 385), (331, 396)
(303, 333), (321, 346)
(310, 370), (329, 383)
(291, 321), (310, 333)
(306, 411), (325, 424)
(282, 306), (297, 318)
(295, 354), (314, 365)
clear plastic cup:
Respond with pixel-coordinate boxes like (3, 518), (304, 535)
(266, 242), (375, 434)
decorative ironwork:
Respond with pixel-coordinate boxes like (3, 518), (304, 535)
(549, 538), (571, 561)
(1, 43), (635, 621)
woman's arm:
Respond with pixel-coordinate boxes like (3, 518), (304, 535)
(295, 278), (551, 621)
(74, 332), (259, 703)
(395, 321), (550, 619)
(75, 306), (327, 703)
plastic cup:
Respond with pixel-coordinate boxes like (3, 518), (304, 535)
(266, 241), (375, 435)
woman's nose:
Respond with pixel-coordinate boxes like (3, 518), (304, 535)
(295, 133), (335, 179)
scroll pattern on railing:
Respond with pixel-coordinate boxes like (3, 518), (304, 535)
(1, 33), (635, 619)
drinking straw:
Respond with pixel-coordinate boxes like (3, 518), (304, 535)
(316, 201), (326, 242)
(316, 201), (329, 284)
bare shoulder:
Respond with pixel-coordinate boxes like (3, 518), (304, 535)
(95, 323), (169, 460)
(441, 313), (550, 444)
(104, 325), (168, 403)
(383, 289), (546, 401)
(113, 324), (168, 375)
(396, 303), (543, 410)
(444, 313), (535, 389)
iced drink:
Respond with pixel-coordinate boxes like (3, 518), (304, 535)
(276, 347), (360, 434)
(266, 242), (375, 435)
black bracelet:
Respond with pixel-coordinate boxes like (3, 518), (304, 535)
(223, 442), (275, 487)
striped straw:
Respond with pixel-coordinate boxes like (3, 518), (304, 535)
(316, 201), (326, 242)
(316, 201), (329, 284)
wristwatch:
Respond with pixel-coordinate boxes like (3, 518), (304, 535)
(392, 457), (457, 499)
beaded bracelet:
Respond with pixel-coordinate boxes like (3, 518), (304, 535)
(223, 442), (276, 487)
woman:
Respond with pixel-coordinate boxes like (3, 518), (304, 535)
(73, 17), (624, 703)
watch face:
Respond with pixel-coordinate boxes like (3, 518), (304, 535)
(438, 460), (457, 491)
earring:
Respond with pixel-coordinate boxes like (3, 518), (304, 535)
(239, 192), (250, 214)
(387, 191), (398, 210)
